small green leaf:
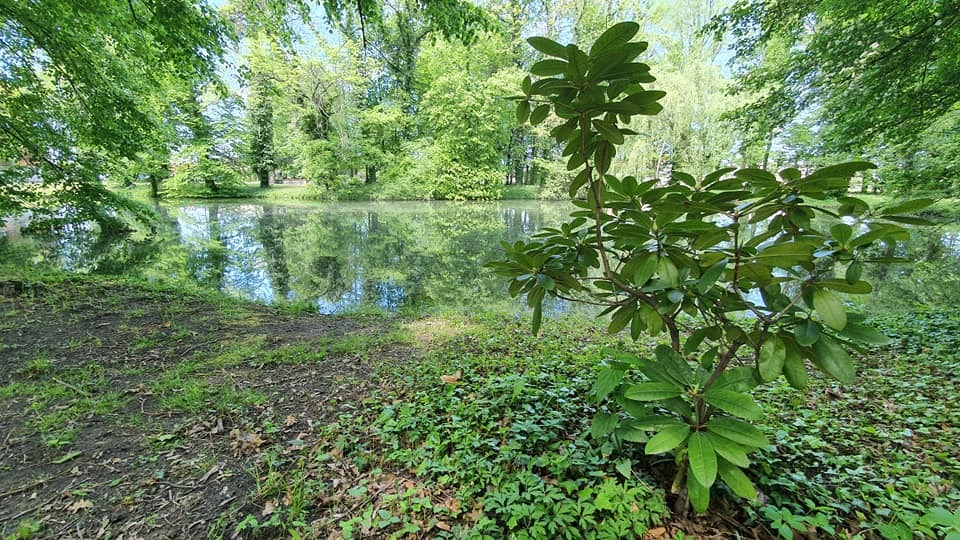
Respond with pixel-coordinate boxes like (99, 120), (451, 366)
(703, 389), (763, 421)
(591, 412), (619, 440)
(592, 367), (625, 401)
(811, 335), (856, 383)
(845, 261), (862, 283)
(758, 336), (786, 382)
(632, 252), (658, 286)
(644, 423), (690, 454)
(687, 432), (718, 487)
(794, 320), (821, 346)
(52, 450), (83, 464)
(813, 289), (847, 330)
(718, 460), (757, 499)
(624, 382), (683, 401)
(615, 459), (632, 479)
(530, 104), (550, 125)
(516, 100), (531, 124)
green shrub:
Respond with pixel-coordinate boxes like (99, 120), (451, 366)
(491, 21), (932, 514)
(161, 157), (246, 198)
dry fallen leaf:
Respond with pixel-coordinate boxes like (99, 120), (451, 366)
(435, 521), (452, 532)
(262, 500), (277, 516)
(644, 527), (667, 538)
(284, 415), (297, 427)
(67, 499), (94, 513)
(231, 429), (266, 454)
(440, 370), (462, 384)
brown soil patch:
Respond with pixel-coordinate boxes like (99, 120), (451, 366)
(0, 279), (402, 538)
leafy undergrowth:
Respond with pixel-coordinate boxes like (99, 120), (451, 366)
(2, 273), (958, 538)
(748, 309), (960, 539)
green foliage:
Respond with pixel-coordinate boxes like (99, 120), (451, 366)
(371, 318), (668, 538)
(161, 156), (246, 199)
(491, 22), (933, 513)
(0, 0), (231, 222)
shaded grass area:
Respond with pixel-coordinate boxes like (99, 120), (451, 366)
(1, 273), (958, 538)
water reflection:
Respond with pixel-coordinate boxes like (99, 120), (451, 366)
(2, 201), (958, 314)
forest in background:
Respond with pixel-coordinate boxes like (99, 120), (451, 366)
(2, 0), (958, 223)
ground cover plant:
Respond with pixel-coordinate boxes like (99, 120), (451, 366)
(0, 269), (958, 538)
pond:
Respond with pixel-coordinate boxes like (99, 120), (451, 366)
(2, 200), (958, 315)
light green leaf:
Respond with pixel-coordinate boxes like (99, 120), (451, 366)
(718, 460), (757, 499)
(755, 242), (815, 267)
(813, 289), (847, 330)
(687, 432), (718, 487)
(644, 423), (690, 454)
(782, 347), (808, 390)
(805, 161), (875, 181)
(704, 432), (751, 468)
(591, 367), (624, 402)
(758, 336), (786, 382)
(706, 417), (769, 449)
(819, 279), (872, 295)
(687, 471), (710, 514)
(703, 389), (763, 420)
(624, 382), (682, 401)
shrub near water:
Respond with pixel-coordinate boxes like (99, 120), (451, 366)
(491, 21), (933, 513)
(160, 157), (246, 198)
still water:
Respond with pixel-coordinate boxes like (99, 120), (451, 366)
(3, 200), (958, 314)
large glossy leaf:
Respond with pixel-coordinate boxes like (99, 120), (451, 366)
(624, 382), (682, 401)
(687, 432), (718, 486)
(794, 319), (821, 346)
(758, 336), (786, 382)
(704, 432), (751, 468)
(718, 460), (757, 499)
(589, 21), (641, 57)
(703, 389), (763, 420)
(804, 161), (875, 181)
(706, 417), (769, 449)
(782, 347), (808, 390)
(812, 335), (855, 383)
(687, 470), (710, 514)
(527, 36), (568, 58)
(879, 198), (934, 215)
(655, 344), (693, 387)
(644, 423), (690, 454)
(813, 289), (847, 330)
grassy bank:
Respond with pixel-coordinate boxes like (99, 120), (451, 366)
(1, 273), (958, 538)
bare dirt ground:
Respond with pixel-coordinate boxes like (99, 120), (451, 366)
(0, 278), (403, 539)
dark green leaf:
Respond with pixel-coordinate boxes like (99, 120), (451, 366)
(531, 59), (568, 76)
(527, 36), (568, 58)
(879, 198), (934, 215)
(839, 322), (893, 345)
(687, 471), (710, 514)
(592, 367), (625, 401)
(591, 412), (619, 439)
(811, 335), (856, 383)
(794, 319), (820, 347)
(530, 104), (550, 125)
(589, 22), (641, 57)
(805, 161), (875, 181)
(704, 432), (751, 468)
